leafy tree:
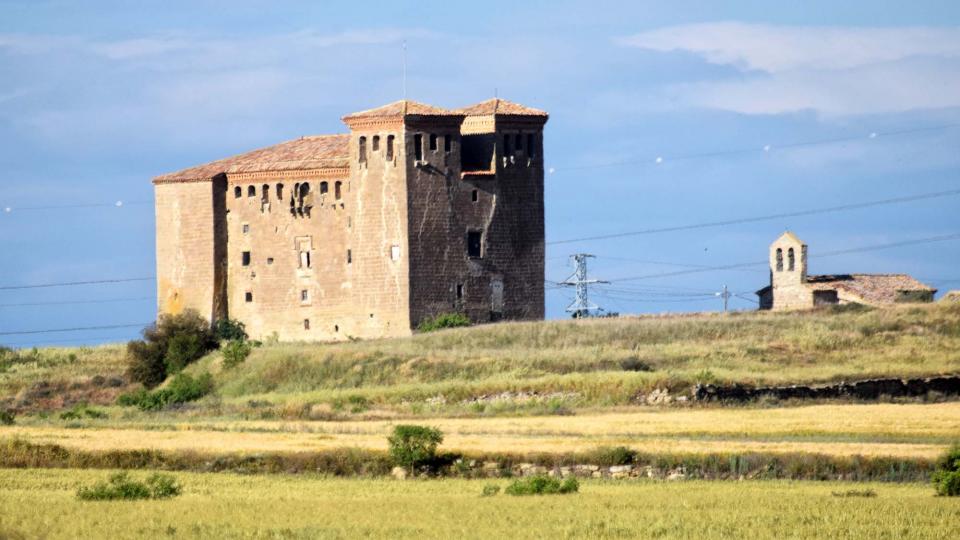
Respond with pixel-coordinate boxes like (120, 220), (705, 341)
(126, 310), (217, 388)
(387, 425), (443, 472)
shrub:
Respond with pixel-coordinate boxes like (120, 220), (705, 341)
(213, 318), (248, 342)
(481, 484), (501, 497)
(59, 404), (108, 420)
(417, 313), (471, 333)
(388, 425), (443, 472)
(126, 310), (217, 388)
(221, 339), (252, 369)
(0, 409), (14, 425)
(831, 489), (877, 498)
(505, 475), (579, 496)
(619, 357), (652, 372)
(116, 372), (214, 411)
(592, 446), (637, 466)
(932, 445), (960, 497)
(76, 472), (182, 501)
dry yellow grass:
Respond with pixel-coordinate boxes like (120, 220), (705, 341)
(8, 402), (958, 458)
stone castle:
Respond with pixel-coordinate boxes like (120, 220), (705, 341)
(756, 232), (935, 310)
(153, 98), (548, 341)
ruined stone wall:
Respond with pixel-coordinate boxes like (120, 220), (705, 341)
(154, 180), (221, 320)
(405, 117), (545, 327)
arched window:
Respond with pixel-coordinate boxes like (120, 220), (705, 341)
(320, 181), (329, 195)
(276, 183), (284, 200)
(386, 135), (395, 161)
(300, 183), (310, 198)
(247, 185), (255, 197)
(775, 248), (784, 272)
(372, 135), (380, 152)
(788, 248), (795, 271)
(234, 186), (242, 198)
(358, 136), (367, 162)
(261, 184), (269, 201)
(335, 181), (342, 200)
(429, 133), (438, 151)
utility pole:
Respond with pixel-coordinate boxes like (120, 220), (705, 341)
(716, 284), (731, 313)
(561, 254), (608, 318)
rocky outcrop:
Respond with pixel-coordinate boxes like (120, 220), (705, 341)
(693, 375), (960, 402)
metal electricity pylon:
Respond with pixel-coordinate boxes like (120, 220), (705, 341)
(561, 253), (608, 318)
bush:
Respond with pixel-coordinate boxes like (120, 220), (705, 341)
(116, 372), (214, 411)
(481, 484), (501, 497)
(221, 339), (252, 369)
(76, 472), (182, 501)
(388, 425), (444, 472)
(213, 318), (248, 342)
(59, 404), (108, 420)
(592, 446), (637, 466)
(0, 409), (14, 426)
(417, 313), (471, 333)
(932, 445), (960, 496)
(126, 311), (217, 388)
(505, 475), (579, 496)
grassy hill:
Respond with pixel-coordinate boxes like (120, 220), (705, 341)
(3, 303), (958, 417)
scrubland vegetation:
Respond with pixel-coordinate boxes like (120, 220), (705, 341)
(0, 470), (957, 539)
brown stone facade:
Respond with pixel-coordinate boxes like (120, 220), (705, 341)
(153, 99), (547, 340)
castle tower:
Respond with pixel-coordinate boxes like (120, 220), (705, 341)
(768, 231), (809, 309)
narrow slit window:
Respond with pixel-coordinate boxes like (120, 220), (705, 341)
(386, 135), (395, 160)
(429, 133), (438, 151)
(456, 283), (464, 300)
(527, 134), (535, 158)
(358, 136), (367, 163)
(242, 224), (250, 234)
(304, 319), (310, 330)
(515, 133), (523, 151)
(504, 134), (512, 155)
(775, 248), (783, 272)
(335, 181), (342, 200)
(347, 249), (352, 264)
(300, 289), (309, 302)
(471, 189), (479, 202)
(276, 183), (284, 200)
(414, 134), (423, 161)
(467, 231), (482, 258)
(372, 135), (380, 152)
(444, 134), (452, 153)
(262, 184), (269, 201)
(242, 251), (251, 266)
(788, 248), (796, 271)
(245, 292), (253, 303)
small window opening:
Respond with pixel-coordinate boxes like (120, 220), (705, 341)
(320, 181), (328, 195)
(527, 134), (535, 158)
(300, 251), (311, 269)
(335, 181), (342, 200)
(334, 324), (339, 333)
(261, 184), (269, 201)
(242, 224), (250, 234)
(358, 136), (367, 162)
(242, 251), (251, 266)
(456, 283), (464, 300)
(429, 133), (438, 151)
(515, 133), (523, 151)
(304, 319), (310, 330)
(775, 248), (784, 272)
(391, 245), (401, 261)
(245, 292), (253, 303)
(247, 185), (256, 197)
(301, 289), (309, 302)
(276, 183), (284, 200)
(471, 189), (479, 202)
(234, 186), (242, 198)
(503, 134), (512, 155)
(386, 135), (395, 161)
(267, 257), (274, 265)
(372, 135), (380, 152)
(444, 134), (452, 153)
(788, 248), (796, 271)
(414, 134), (423, 161)
(347, 249), (352, 264)
(467, 231), (482, 258)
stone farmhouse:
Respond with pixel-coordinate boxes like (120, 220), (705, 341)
(153, 98), (548, 341)
(756, 232), (935, 310)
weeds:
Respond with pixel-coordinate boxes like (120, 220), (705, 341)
(831, 489), (877, 498)
(931, 445), (960, 496)
(505, 475), (579, 496)
(76, 472), (182, 501)
(117, 372), (214, 411)
(417, 313), (471, 333)
(59, 404), (108, 420)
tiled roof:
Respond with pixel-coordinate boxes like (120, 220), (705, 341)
(807, 274), (935, 304)
(154, 134), (350, 183)
(775, 231), (805, 245)
(341, 99), (458, 120)
(456, 98), (548, 117)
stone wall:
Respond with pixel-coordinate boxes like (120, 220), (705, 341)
(693, 376), (960, 402)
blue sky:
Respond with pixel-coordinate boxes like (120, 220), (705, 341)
(1, 1), (959, 346)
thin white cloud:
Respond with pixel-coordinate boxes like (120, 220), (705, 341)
(619, 22), (960, 72)
(618, 22), (960, 116)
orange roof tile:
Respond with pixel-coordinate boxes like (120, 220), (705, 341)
(807, 274), (935, 304)
(341, 99), (458, 120)
(154, 134), (350, 183)
(456, 98), (548, 117)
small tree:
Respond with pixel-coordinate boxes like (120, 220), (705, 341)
(388, 425), (443, 473)
(213, 318), (248, 342)
(932, 445), (960, 497)
(126, 310), (218, 388)
(221, 339), (252, 369)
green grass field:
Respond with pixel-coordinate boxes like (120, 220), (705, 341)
(0, 469), (956, 539)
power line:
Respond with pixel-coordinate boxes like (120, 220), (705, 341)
(548, 188), (960, 245)
(0, 296), (154, 308)
(551, 123), (960, 173)
(0, 323), (150, 337)
(0, 277), (154, 291)
(609, 233), (960, 282)
(1, 334), (138, 348)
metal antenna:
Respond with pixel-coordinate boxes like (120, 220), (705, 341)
(561, 254), (608, 318)
(716, 284), (731, 312)
(402, 40), (407, 99)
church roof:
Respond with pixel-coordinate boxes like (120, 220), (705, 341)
(806, 274), (935, 304)
(154, 134), (350, 183)
(455, 98), (548, 117)
(341, 99), (460, 120)
(775, 231), (805, 245)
